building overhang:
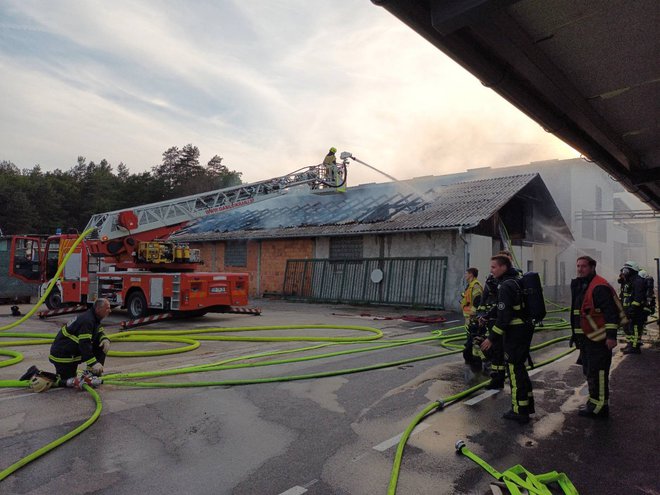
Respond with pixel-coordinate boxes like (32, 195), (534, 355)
(373, 0), (660, 211)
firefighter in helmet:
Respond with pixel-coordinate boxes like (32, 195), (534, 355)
(619, 261), (646, 354)
(322, 147), (338, 186)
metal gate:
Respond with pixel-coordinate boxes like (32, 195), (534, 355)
(282, 257), (448, 309)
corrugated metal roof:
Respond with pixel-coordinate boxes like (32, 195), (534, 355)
(173, 173), (539, 241)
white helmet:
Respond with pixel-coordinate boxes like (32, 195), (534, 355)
(638, 269), (647, 278)
(622, 260), (640, 273)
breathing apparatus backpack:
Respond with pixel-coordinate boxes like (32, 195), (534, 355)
(645, 276), (656, 313)
(513, 272), (547, 324)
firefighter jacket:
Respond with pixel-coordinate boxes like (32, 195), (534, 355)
(461, 279), (483, 317)
(49, 308), (110, 367)
(571, 273), (621, 342)
(477, 275), (498, 321)
(488, 268), (529, 342)
(322, 152), (336, 167)
(620, 274), (646, 318)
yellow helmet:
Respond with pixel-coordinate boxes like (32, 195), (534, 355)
(30, 374), (54, 393)
(329, 147), (337, 154)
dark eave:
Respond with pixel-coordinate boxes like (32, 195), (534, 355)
(372, 0), (660, 210)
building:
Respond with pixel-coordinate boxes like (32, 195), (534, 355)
(173, 173), (571, 311)
(438, 158), (660, 294)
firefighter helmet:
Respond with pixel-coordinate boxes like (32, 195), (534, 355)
(30, 374), (54, 393)
(622, 260), (640, 273)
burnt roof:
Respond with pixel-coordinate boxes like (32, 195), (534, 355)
(173, 173), (571, 242)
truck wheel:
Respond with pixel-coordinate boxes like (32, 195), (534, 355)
(126, 291), (148, 319)
(45, 289), (63, 310)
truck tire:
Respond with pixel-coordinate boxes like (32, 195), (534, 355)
(45, 289), (63, 310)
(126, 291), (148, 319)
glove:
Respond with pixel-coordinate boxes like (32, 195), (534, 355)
(87, 362), (104, 376)
(100, 339), (111, 354)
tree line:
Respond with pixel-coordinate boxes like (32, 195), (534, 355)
(0, 144), (242, 235)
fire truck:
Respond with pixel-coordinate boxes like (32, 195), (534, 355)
(7, 159), (347, 318)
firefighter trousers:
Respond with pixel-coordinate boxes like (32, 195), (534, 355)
(581, 339), (612, 413)
(487, 340), (506, 386)
(623, 315), (645, 348)
(504, 324), (535, 415)
(53, 349), (106, 386)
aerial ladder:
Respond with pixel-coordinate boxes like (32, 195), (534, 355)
(7, 157), (348, 319)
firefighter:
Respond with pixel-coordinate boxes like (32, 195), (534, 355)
(476, 273), (506, 389)
(461, 268), (483, 368)
(322, 147), (338, 186)
(619, 261), (646, 354)
(20, 298), (111, 389)
(571, 256), (621, 418)
(480, 255), (534, 424)
(461, 268), (483, 327)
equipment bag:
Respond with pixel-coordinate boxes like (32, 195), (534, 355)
(515, 272), (547, 323)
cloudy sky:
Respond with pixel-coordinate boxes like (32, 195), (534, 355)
(0, 0), (578, 185)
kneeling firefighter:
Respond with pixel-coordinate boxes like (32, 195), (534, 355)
(20, 298), (111, 391)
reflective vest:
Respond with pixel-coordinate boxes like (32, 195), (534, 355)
(580, 275), (625, 341)
(461, 279), (483, 317)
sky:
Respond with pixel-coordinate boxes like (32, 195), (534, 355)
(0, 0), (579, 186)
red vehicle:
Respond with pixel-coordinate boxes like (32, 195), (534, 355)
(7, 160), (346, 319)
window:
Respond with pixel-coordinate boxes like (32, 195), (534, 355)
(225, 240), (247, 267)
(542, 259), (548, 284)
(581, 209), (594, 240)
(559, 261), (566, 286)
(595, 186), (603, 211)
(527, 260), (534, 273)
(329, 236), (363, 260)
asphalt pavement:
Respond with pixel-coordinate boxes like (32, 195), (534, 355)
(0, 300), (657, 495)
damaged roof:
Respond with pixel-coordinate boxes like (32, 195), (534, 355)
(173, 173), (566, 241)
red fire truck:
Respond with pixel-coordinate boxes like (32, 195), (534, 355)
(7, 159), (346, 318)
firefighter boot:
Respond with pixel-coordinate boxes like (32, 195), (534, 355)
(622, 345), (641, 354)
(578, 404), (609, 419)
(502, 410), (530, 424)
(19, 365), (40, 381)
(621, 343), (633, 354)
(486, 371), (505, 390)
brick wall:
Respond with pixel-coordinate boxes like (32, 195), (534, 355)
(192, 238), (314, 297)
(196, 243), (223, 271)
(260, 239), (314, 294)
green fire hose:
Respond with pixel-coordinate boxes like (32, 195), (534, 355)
(455, 440), (579, 495)
(4, 227), (651, 493)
